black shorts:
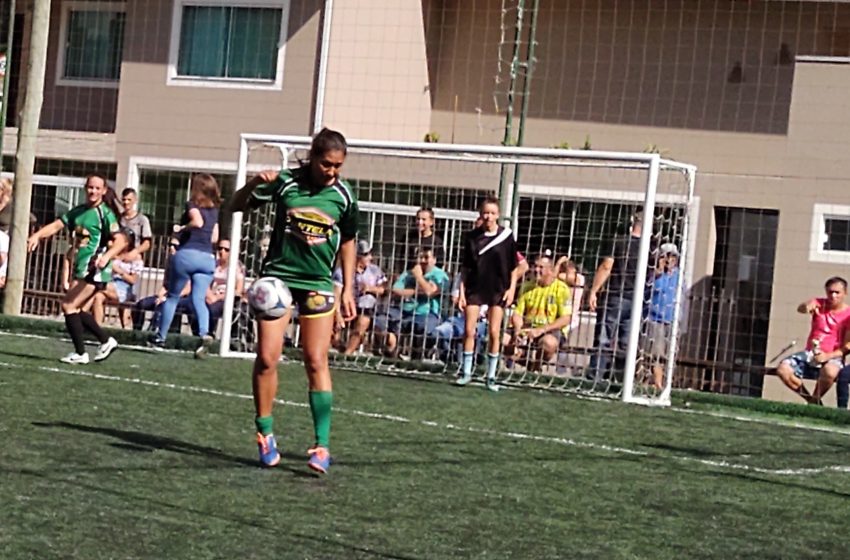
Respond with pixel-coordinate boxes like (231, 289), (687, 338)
(81, 271), (107, 292)
(466, 290), (506, 308)
(357, 306), (376, 317)
(290, 288), (336, 319)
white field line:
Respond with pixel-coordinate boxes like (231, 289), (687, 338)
(2, 359), (849, 477)
(4, 330), (850, 437)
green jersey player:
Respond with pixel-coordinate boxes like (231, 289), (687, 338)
(27, 174), (127, 364)
(229, 128), (358, 473)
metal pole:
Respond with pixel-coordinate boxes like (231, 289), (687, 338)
(0, 0), (17, 172)
(508, 0), (540, 227)
(312, 0), (334, 134)
(496, 0), (524, 219)
(3, 0), (51, 315)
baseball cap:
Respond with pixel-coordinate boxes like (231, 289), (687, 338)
(660, 242), (679, 257)
(356, 239), (372, 256)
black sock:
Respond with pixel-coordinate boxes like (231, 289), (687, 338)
(79, 312), (109, 344)
(65, 313), (87, 354)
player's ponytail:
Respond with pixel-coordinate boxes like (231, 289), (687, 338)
(102, 184), (123, 219)
(309, 128), (348, 162)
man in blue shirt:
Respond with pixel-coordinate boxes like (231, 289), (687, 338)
(374, 247), (449, 357)
(642, 243), (681, 390)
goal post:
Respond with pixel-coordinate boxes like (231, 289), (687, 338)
(221, 134), (696, 406)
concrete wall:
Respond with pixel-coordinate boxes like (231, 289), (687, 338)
(113, 0), (324, 182)
(320, 0), (433, 140)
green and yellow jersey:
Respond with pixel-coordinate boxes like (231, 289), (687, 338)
(249, 168), (358, 292)
(515, 279), (573, 332)
(61, 203), (120, 282)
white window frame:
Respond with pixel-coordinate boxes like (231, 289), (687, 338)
(810, 203), (850, 264)
(167, 0), (289, 91)
(55, 1), (126, 89)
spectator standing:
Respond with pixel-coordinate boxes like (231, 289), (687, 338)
(341, 240), (387, 355)
(775, 277), (850, 404)
(206, 239), (246, 335)
(395, 206), (443, 273)
(119, 188), (153, 263)
(587, 211), (650, 380)
(153, 174), (220, 356)
(375, 247), (449, 357)
(642, 243), (681, 390)
(90, 229), (144, 327)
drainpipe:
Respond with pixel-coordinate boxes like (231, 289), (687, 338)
(313, 0), (334, 134)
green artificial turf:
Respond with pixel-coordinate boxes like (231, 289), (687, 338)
(1, 332), (849, 559)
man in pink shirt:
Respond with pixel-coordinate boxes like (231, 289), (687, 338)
(776, 276), (850, 403)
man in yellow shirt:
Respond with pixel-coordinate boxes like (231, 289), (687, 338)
(505, 253), (573, 367)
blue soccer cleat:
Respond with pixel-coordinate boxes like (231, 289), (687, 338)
(307, 446), (331, 474)
(256, 433), (280, 467)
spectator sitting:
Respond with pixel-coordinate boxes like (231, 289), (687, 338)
(555, 255), (586, 331)
(775, 276), (850, 404)
(90, 229), (144, 328)
(0, 226), (7, 289)
(0, 177), (12, 233)
(433, 273), (487, 364)
(131, 239), (196, 334)
(340, 240), (388, 355)
(504, 253), (573, 370)
(374, 247), (449, 358)
(206, 239), (246, 335)
(641, 243), (681, 390)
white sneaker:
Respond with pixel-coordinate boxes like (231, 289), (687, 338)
(60, 352), (90, 364)
(94, 337), (118, 362)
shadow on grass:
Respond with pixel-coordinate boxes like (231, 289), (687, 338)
(690, 468), (850, 500)
(0, 348), (66, 363)
(643, 441), (850, 458)
(31, 421), (314, 478)
(8, 467), (421, 560)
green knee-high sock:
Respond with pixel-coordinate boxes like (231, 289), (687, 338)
(309, 391), (333, 448)
(255, 415), (274, 436)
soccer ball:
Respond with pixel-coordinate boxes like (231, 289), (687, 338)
(247, 277), (293, 319)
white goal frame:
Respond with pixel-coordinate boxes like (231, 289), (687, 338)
(220, 134), (696, 406)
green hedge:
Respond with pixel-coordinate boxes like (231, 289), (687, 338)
(0, 314), (210, 352)
(672, 388), (850, 425)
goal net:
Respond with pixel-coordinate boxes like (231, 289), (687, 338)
(221, 135), (695, 406)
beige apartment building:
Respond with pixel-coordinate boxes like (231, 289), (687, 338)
(3, 0), (850, 400)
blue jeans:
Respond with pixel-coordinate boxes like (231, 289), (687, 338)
(374, 308), (441, 340)
(434, 314), (487, 363)
(158, 249), (215, 339)
(837, 365), (850, 409)
(589, 294), (633, 380)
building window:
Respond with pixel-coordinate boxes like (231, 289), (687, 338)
(57, 2), (125, 87)
(168, 0), (288, 90)
(809, 204), (850, 264)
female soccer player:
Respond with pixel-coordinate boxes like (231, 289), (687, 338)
(153, 173), (220, 356)
(229, 128), (358, 473)
(457, 195), (524, 391)
(27, 174), (126, 363)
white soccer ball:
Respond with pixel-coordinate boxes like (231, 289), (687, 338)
(248, 277), (293, 319)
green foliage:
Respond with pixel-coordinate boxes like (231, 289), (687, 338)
(423, 131), (441, 143)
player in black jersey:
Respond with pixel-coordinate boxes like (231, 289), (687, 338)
(457, 196), (526, 391)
